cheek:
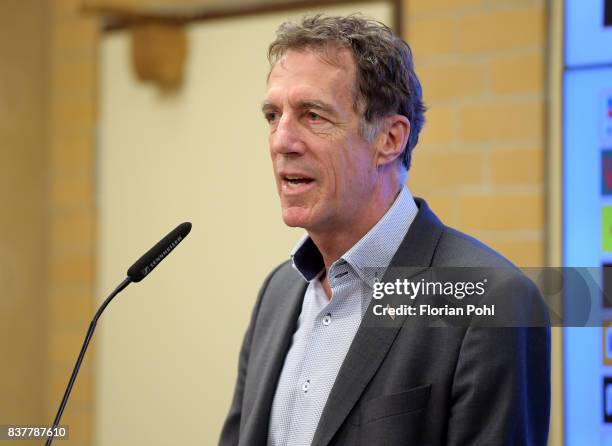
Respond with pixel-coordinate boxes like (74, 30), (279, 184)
(344, 153), (376, 198)
(345, 143), (372, 177)
(321, 154), (342, 196)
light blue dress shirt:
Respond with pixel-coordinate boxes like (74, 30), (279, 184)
(267, 185), (419, 446)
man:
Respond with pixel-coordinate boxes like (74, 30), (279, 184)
(220, 14), (550, 446)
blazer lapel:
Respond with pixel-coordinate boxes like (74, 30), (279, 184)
(311, 198), (444, 446)
(239, 274), (307, 446)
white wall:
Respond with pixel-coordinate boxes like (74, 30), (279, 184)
(96, 3), (391, 444)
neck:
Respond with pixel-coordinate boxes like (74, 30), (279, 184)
(309, 181), (403, 273)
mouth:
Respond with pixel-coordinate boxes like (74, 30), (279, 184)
(283, 175), (314, 187)
(280, 174), (315, 195)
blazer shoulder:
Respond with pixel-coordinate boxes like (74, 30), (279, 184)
(411, 197), (518, 271)
(435, 226), (518, 269)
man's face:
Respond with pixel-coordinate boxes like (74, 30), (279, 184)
(263, 48), (379, 233)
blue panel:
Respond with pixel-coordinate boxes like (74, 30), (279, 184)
(566, 0), (612, 67)
(564, 66), (612, 444)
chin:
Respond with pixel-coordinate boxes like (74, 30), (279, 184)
(281, 214), (308, 229)
(281, 207), (312, 229)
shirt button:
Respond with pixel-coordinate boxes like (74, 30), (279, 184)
(323, 313), (332, 326)
(302, 380), (310, 393)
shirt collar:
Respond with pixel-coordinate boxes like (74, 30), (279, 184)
(291, 185), (419, 287)
(290, 234), (324, 281)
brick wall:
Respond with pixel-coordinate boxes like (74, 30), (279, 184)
(405, 0), (546, 268)
(0, 4), (47, 444)
(44, 1), (98, 445)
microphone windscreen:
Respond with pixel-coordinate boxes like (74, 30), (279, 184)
(127, 222), (192, 282)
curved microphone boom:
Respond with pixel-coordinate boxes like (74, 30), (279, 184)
(45, 222), (192, 446)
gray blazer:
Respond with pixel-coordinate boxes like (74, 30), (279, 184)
(219, 198), (550, 446)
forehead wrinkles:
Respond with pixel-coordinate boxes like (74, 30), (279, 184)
(267, 49), (358, 113)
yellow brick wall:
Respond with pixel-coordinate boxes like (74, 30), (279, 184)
(44, 1), (98, 445)
(0, 4), (47, 445)
(404, 0), (547, 268)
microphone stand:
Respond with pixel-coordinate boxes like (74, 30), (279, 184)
(45, 220), (191, 444)
(45, 277), (132, 446)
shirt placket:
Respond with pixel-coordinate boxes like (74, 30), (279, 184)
(285, 268), (351, 444)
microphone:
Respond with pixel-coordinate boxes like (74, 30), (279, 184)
(45, 222), (192, 446)
(127, 221), (192, 282)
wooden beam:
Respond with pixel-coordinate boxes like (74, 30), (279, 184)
(81, 0), (402, 34)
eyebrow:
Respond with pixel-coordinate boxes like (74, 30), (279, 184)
(260, 100), (276, 113)
(261, 99), (339, 117)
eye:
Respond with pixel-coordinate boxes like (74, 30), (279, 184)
(307, 111), (322, 121)
(265, 112), (278, 123)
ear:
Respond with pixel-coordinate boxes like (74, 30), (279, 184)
(374, 115), (411, 168)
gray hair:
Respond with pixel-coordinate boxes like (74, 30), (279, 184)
(268, 14), (426, 170)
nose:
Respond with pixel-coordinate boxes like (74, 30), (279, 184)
(270, 112), (306, 157)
